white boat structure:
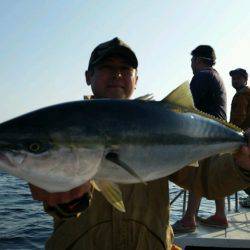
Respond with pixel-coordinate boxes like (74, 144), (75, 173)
(171, 190), (250, 249)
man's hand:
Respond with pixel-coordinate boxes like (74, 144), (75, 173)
(234, 129), (250, 171)
(29, 182), (91, 207)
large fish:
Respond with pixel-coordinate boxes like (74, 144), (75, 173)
(0, 82), (245, 211)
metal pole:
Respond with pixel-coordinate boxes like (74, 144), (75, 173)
(235, 192), (239, 212)
(182, 191), (187, 217)
(170, 189), (185, 206)
(227, 196), (231, 211)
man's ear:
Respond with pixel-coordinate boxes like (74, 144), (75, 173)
(197, 57), (206, 68)
(135, 75), (138, 89)
(85, 70), (91, 86)
(195, 57), (202, 64)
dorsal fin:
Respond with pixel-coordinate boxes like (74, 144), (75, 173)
(161, 81), (195, 110)
(135, 93), (154, 101)
(192, 109), (243, 132)
(162, 81), (243, 132)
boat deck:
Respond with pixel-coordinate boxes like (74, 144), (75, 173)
(174, 207), (250, 249)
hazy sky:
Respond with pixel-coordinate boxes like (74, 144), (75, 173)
(1, 0), (250, 122)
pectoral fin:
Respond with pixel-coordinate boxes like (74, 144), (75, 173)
(188, 161), (199, 167)
(90, 180), (101, 191)
(91, 180), (125, 212)
(106, 152), (146, 185)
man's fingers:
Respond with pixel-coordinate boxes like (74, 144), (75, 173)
(244, 129), (250, 145)
(28, 182), (91, 206)
(66, 182), (91, 203)
(29, 183), (49, 201)
(47, 186), (91, 206)
(241, 146), (250, 154)
(47, 194), (72, 207)
(236, 145), (250, 159)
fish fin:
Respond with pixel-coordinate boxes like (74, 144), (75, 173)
(162, 81), (243, 132)
(105, 152), (147, 185)
(191, 109), (243, 132)
(161, 81), (195, 110)
(92, 180), (126, 212)
(135, 93), (154, 101)
(83, 95), (93, 100)
(90, 180), (101, 191)
(188, 161), (199, 167)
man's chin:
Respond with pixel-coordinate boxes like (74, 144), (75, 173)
(108, 94), (126, 99)
(105, 89), (127, 99)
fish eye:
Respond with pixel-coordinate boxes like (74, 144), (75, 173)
(29, 143), (41, 152)
(27, 142), (49, 154)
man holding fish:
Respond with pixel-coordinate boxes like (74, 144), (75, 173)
(0, 37), (250, 250)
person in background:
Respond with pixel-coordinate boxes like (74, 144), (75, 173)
(172, 45), (228, 233)
(230, 68), (250, 208)
(29, 38), (250, 250)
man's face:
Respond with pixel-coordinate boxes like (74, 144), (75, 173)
(231, 74), (247, 91)
(86, 56), (138, 99)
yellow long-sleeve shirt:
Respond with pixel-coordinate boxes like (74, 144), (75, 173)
(230, 86), (250, 129)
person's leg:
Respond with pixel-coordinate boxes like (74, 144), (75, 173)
(214, 198), (227, 220)
(172, 191), (201, 233)
(180, 192), (201, 227)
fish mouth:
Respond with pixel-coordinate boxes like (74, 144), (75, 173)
(0, 152), (15, 168)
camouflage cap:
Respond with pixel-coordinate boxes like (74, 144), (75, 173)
(88, 37), (138, 70)
(229, 68), (248, 79)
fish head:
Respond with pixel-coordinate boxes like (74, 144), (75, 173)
(0, 104), (104, 192)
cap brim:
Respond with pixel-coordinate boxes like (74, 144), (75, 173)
(229, 70), (235, 76)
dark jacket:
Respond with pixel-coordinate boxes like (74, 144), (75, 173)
(190, 68), (227, 119)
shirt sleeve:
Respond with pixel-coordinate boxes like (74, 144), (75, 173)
(230, 94), (248, 128)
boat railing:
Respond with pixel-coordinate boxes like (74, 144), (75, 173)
(170, 189), (239, 215)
